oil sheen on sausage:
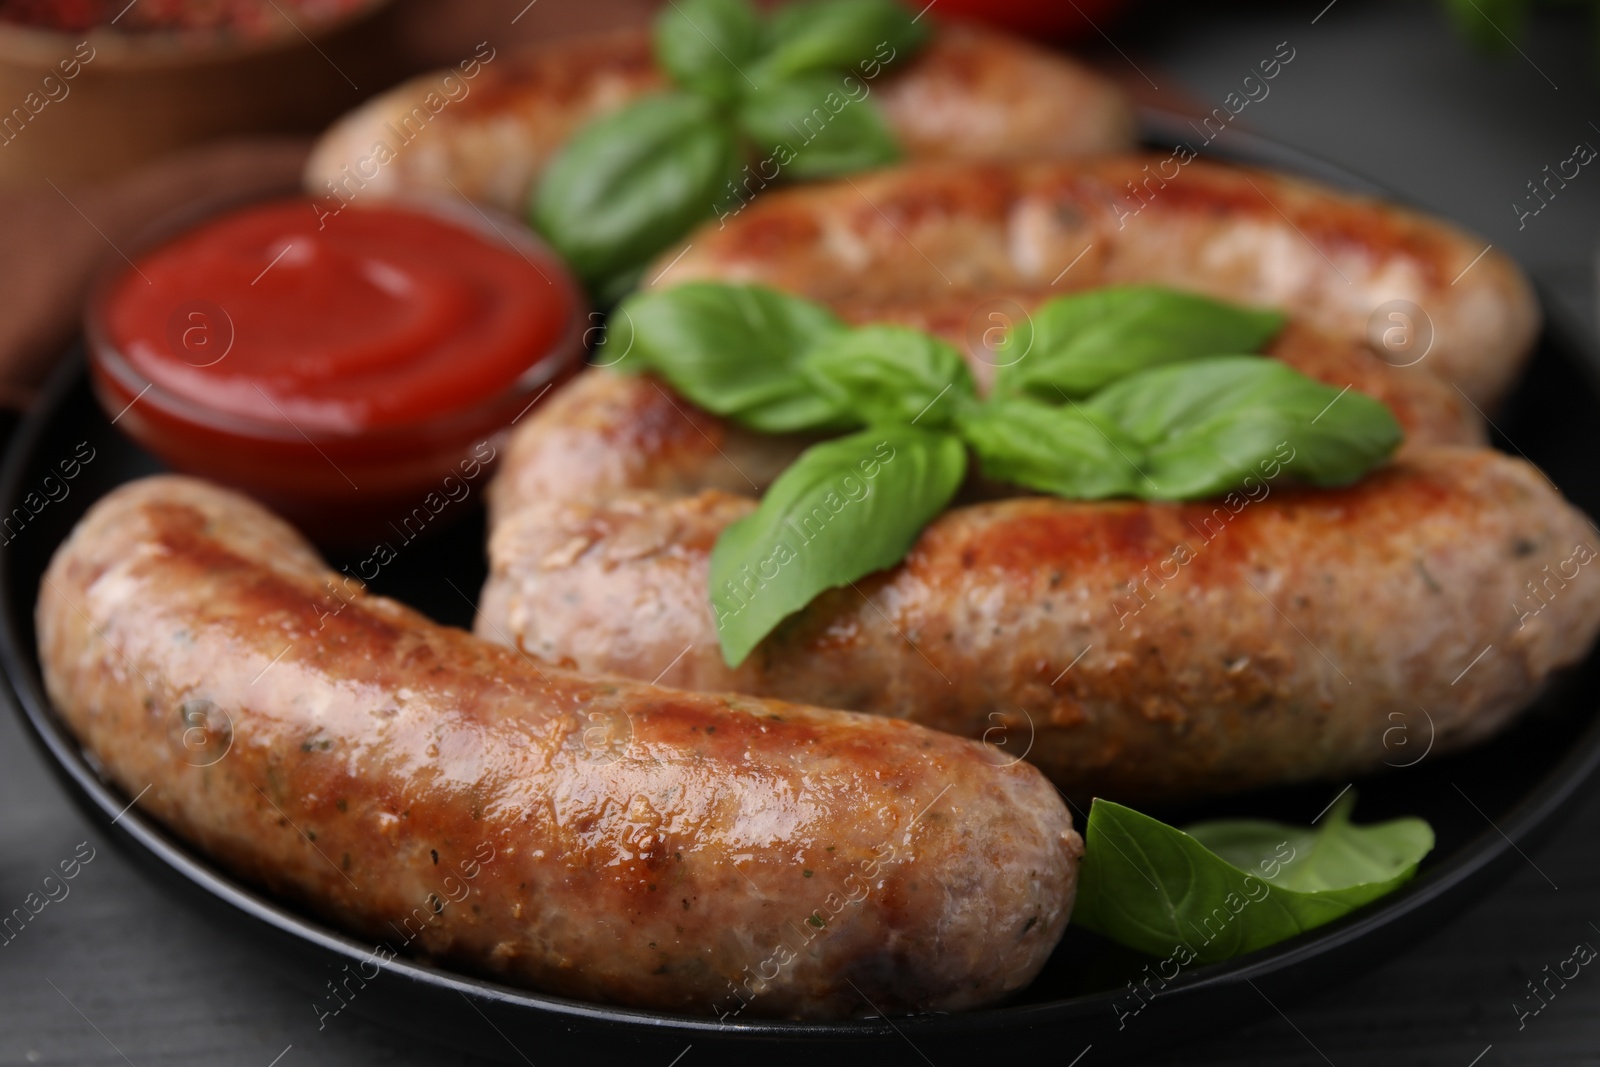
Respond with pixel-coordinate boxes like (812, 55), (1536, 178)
(37, 476), (1081, 1018)
(480, 372), (1600, 800)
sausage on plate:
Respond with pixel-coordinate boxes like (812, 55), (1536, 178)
(304, 23), (1136, 217)
(37, 476), (1081, 1018)
(479, 370), (1600, 800)
(647, 158), (1539, 409)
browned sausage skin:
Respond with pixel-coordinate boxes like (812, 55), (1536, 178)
(480, 367), (1600, 800)
(304, 23), (1136, 216)
(650, 158), (1538, 409)
(37, 476), (1081, 1018)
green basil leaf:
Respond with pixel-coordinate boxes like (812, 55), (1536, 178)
(532, 93), (739, 293)
(1087, 356), (1285, 445)
(1187, 794), (1435, 897)
(957, 396), (1147, 499)
(1072, 796), (1433, 964)
(738, 389), (857, 434)
(737, 72), (900, 179)
(609, 282), (853, 431)
(710, 426), (966, 666)
(755, 0), (929, 82)
(653, 0), (762, 103)
(1087, 357), (1402, 500)
(799, 324), (974, 428)
(998, 286), (1286, 399)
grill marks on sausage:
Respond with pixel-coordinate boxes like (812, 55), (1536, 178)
(906, 461), (1480, 590)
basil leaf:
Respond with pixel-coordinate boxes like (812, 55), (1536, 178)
(1073, 796), (1433, 964)
(654, 0), (762, 103)
(737, 72), (900, 179)
(998, 286), (1286, 399)
(610, 282), (852, 432)
(1088, 356), (1284, 445)
(532, 93), (739, 293)
(799, 325), (974, 428)
(710, 426), (966, 666)
(1187, 794), (1435, 897)
(958, 396), (1146, 499)
(735, 391), (856, 434)
(1087, 357), (1402, 500)
(755, 0), (929, 82)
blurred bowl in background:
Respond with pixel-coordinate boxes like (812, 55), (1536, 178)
(0, 0), (393, 187)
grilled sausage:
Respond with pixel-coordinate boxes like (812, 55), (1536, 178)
(647, 158), (1539, 409)
(37, 476), (1081, 1018)
(479, 372), (1600, 800)
(485, 319), (1484, 529)
(304, 23), (1135, 217)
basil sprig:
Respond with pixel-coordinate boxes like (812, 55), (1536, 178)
(1088, 357), (1402, 500)
(755, 0), (929, 82)
(962, 360), (1402, 504)
(1074, 794), (1434, 963)
(609, 281), (853, 432)
(710, 426), (966, 666)
(957, 396), (1145, 500)
(606, 282), (1402, 665)
(610, 283), (1400, 497)
(654, 0), (762, 104)
(800, 325), (975, 430)
(533, 0), (927, 298)
(998, 286), (1287, 399)
(737, 72), (901, 180)
(533, 94), (741, 304)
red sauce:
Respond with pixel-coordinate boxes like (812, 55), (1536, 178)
(88, 198), (584, 543)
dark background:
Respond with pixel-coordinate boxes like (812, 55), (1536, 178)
(5, 1), (1600, 1064)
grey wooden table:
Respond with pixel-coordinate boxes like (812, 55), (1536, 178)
(5, 1), (1600, 1064)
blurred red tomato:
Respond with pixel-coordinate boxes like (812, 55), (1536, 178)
(927, 0), (1128, 40)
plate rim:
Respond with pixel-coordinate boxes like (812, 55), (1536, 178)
(3, 112), (1598, 1049)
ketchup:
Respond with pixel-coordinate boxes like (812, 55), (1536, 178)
(88, 198), (584, 543)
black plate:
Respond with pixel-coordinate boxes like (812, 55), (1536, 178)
(4, 116), (1600, 1065)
